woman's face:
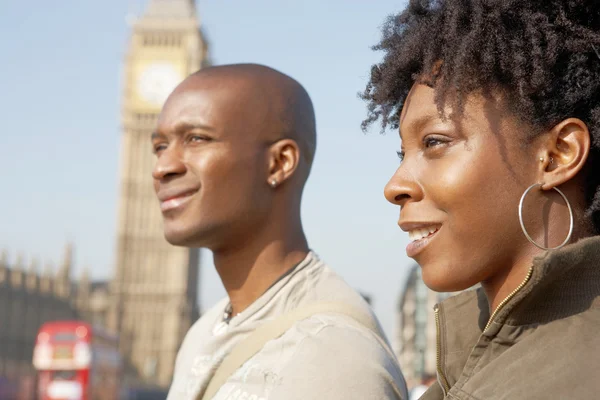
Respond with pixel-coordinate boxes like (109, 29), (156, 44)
(385, 84), (547, 292)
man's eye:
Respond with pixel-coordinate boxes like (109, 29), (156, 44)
(189, 135), (211, 143)
(153, 144), (167, 154)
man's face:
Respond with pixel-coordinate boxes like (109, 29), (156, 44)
(151, 80), (274, 249)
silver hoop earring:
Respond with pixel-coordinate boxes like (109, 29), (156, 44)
(518, 183), (574, 250)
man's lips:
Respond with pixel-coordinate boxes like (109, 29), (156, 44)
(157, 188), (199, 212)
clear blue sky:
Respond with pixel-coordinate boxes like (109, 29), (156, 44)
(0, 0), (412, 337)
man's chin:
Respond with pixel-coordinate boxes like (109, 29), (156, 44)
(164, 228), (199, 248)
(163, 224), (214, 248)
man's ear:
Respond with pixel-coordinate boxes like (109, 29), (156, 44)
(538, 118), (591, 190)
(267, 139), (301, 187)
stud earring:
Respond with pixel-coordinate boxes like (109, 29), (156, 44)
(270, 179), (277, 188)
(540, 156), (554, 164)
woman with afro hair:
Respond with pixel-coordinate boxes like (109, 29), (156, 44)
(363, 0), (600, 398)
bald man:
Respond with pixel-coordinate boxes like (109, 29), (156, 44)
(153, 64), (407, 400)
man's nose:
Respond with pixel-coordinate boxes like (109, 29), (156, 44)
(152, 146), (186, 181)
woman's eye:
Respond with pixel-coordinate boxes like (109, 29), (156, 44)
(423, 136), (448, 148)
(396, 150), (405, 163)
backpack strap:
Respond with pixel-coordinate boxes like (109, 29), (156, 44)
(199, 301), (391, 400)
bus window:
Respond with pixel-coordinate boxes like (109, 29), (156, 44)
(52, 333), (78, 343)
(51, 370), (77, 380)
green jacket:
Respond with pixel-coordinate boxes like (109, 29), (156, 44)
(421, 235), (600, 399)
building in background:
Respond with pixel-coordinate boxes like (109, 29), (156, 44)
(107, 0), (210, 387)
(395, 264), (462, 389)
(0, 244), (106, 396)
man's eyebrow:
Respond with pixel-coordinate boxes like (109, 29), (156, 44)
(151, 131), (166, 141)
(173, 121), (215, 134)
(151, 122), (215, 141)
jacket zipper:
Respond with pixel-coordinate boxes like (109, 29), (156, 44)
(434, 304), (450, 395)
(484, 266), (534, 332)
(433, 266), (533, 396)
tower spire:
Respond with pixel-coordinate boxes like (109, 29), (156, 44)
(59, 241), (73, 279)
(0, 249), (7, 269)
(0, 250), (7, 283)
(144, 0), (196, 18)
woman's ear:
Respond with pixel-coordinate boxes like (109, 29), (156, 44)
(538, 118), (591, 190)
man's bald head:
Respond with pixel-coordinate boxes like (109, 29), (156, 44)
(153, 64), (317, 248)
(173, 63), (316, 177)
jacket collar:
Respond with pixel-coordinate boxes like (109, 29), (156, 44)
(507, 235), (600, 325)
(437, 235), (600, 387)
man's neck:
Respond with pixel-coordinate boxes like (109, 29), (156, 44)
(213, 229), (309, 316)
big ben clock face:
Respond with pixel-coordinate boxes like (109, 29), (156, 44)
(136, 62), (183, 106)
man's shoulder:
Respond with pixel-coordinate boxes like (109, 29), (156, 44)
(286, 254), (391, 356)
(282, 312), (394, 361)
(259, 314), (407, 399)
(219, 315), (408, 400)
(295, 253), (371, 306)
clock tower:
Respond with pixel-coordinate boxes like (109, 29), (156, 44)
(110, 0), (209, 387)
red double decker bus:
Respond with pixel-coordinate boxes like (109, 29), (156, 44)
(32, 321), (121, 400)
